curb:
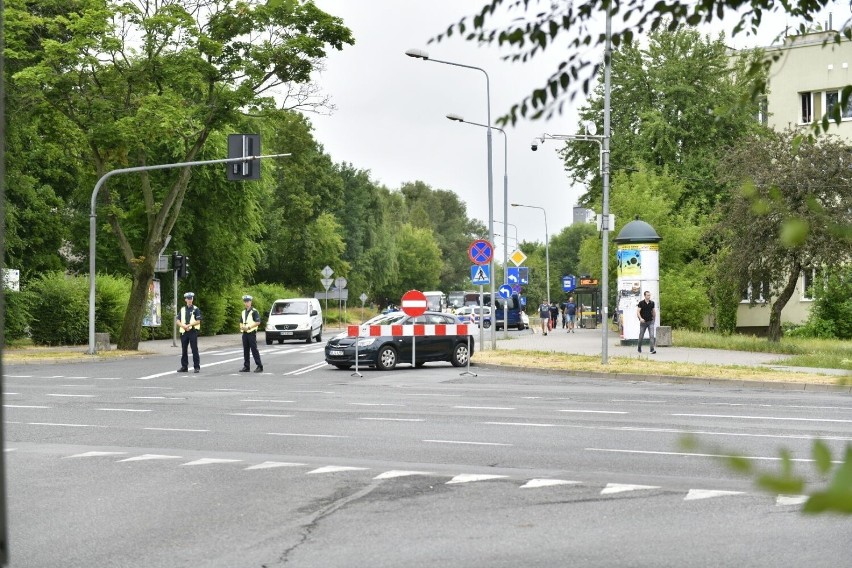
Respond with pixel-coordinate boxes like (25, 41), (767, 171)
(473, 363), (852, 393)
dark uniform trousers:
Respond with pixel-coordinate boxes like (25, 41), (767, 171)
(243, 331), (261, 367)
(181, 329), (200, 370)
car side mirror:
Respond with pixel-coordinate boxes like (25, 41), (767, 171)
(311, 310), (318, 316)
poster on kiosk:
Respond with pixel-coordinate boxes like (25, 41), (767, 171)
(614, 219), (662, 341)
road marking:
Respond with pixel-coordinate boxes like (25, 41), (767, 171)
(611, 399), (666, 403)
(4, 375), (32, 378)
(215, 388), (259, 392)
(520, 479), (581, 489)
(454, 406), (516, 410)
(307, 466), (369, 474)
(374, 470), (434, 480)
(559, 410), (628, 414)
(287, 391), (335, 394)
(401, 393), (463, 397)
(4, 405), (50, 409)
(98, 408), (152, 412)
(423, 439), (512, 446)
(284, 361), (328, 376)
(267, 432), (349, 438)
(65, 451), (127, 459)
(117, 454), (182, 462)
(672, 413), (852, 423)
(47, 394), (97, 398)
(241, 399), (295, 403)
(349, 403), (406, 407)
(585, 447), (843, 464)
(306, 347), (326, 353)
(229, 413), (293, 418)
(684, 489), (745, 501)
(618, 426), (852, 442)
(144, 427), (209, 432)
(2, 393), (19, 395)
(601, 483), (660, 495)
(359, 417), (424, 422)
(130, 396), (184, 400)
(482, 422), (555, 427)
(182, 458), (242, 466)
(446, 474), (508, 484)
(135, 355), (247, 380)
(245, 462), (307, 470)
(776, 494), (808, 506)
(28, 422), (107, 428)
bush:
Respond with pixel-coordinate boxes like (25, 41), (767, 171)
(797, 268), (852, 340)
(3, 290), (32, 344)
(660, 269), (711, 330)
(95, 274), (131, 340)
(28, 272), (89, 345)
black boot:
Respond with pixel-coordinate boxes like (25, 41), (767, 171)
(254, 365), (264, 373)
(239, 366), (250, 372)
(177, 367), (188, 373)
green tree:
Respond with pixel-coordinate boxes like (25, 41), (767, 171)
(374, 224), (442, 302)
(7, 0), (353, 349)
(715, 130), (852, 342)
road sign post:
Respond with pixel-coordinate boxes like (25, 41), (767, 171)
(401, 290), (428, 367)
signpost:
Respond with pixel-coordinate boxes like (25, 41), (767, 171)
(468, 240), (494, 350)
(320, 266), (334, 329)
(401, 290), (428, 367)
(562, 275), (577, 293)
(334, 277), (348, 323)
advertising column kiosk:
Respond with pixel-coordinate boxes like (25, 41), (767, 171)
(613, 218), (662, 343)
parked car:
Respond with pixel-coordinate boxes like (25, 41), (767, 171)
(455, 306), (492, 328)
(265, 298), (323, 344)
(324, 311), (475, 371)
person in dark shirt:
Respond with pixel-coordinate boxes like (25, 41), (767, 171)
(549, 302), (559, 331)
(636, 291), (657, 354)
(563, 297), (577, 333)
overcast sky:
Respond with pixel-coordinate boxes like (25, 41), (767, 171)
(308, 0), (844, 260)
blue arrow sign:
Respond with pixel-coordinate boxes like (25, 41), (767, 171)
(519, 267), (529, 285)
(470, 264), (491, 285)
(498, 284), (513, 299)
(507, 267), (520, 283)
(562, 274), (576, 292)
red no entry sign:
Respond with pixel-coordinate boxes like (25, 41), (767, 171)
(401, 289), (428, 317)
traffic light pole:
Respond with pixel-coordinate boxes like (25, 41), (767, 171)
(88, 153), (290, 354)
(173, 258), (178, 347)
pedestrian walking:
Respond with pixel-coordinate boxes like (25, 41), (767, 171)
(564, 296), (577, 333)
(239, 294), (264, 373)
(176, 292), (202, 373)
(637, 291), (657, 354)
(538, 301), (550, 335)
(549, 302), (559, 331)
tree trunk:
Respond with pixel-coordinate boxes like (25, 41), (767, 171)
(767, 260), (802, 342)
(117, 265), (156, 350)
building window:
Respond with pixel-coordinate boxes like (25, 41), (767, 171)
(802, 268), (817, 300)
(741, 281), (770, 303)
(800, 92), (813, 124)
(755, 97), (768, 126)
(825, 90), (852, 120)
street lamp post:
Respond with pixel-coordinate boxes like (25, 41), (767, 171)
(510, 203), (549, 307)
(531, 128), (610, 363)
(406, 49), (496, 350)
(446, 113), (511, 339)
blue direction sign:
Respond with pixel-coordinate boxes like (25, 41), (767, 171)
(507, 267), (520, 284)
(519, 266), (529, 285)
(468, 240), (494, 266)
(498, 284), (513, 299)
(562, 274), (576, 292)
(470, 264), (491, 285)
(520, 295), (527, 307)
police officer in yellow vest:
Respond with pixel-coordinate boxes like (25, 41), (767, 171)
(239, 295), (264, 373)
(176, 292), (202, 373)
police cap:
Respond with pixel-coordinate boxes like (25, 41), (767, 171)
(242, 295), (253, 302)
(184, 292), (195, 299)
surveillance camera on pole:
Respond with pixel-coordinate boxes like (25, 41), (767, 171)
(530, 138), (542, 151)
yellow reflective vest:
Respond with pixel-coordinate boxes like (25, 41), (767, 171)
(178, 306), (201, 334)
(241, 308), (260, 334)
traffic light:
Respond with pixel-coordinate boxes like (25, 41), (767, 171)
(181, 256), (189, 279)
(227, 134), (261, 181)
(172, 253), (185, 278)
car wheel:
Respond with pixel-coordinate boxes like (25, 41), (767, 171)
(415, 361), (426, 368)
(278, 339), (284, 344)
(451, 342), (470, 367)
(266, 338), (273, 345)
(305, 334), (312, 344)
(316, 327), (322, 342)
(483, 320), (491, 329)
(376, 345), (398, 371)
(517, 323), (524, 331)
(333, 364), (352, 370)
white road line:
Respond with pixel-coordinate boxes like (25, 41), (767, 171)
(229, 413), (293, 418)
(92, 378), (123, 380)
(672, 413), (852, 423)
(65, 376), (88, 379)
(618, 426), (852, 442)
(267, 432), (349, 438)
(482, 422), (555, 427)
(65, 451), (127, 459)
(284, 361), (328, 376)
(307, 466), (369, 474)
(584, 447), (843, 464)
(454, 406), (516, 410)
(28, 422), (107, 428)
(182, 458), (242, 466)
(601, 483), (660, 495)
(349, 403), (406, 407)
(611, 399), (666, 403)
(117, 454), (182, 462)
(559, 410), (628, 414)
(359, 417), (425, 422)
(306, 347), (327, 353)
(446, 474), (508, 484)
(47, 394), (97, 398)
(401, 393), (463, 397)
(423, 439), (512, 446)
(4, 375), (32, 378)
(240, 399), (295, 403)
(520, 479), (581, 489)
(2, 393), (19, 395)
(287, 390), (335, 394)
(374, 470), (434, 479)
(776, 494), (808, 506)
(144, 427), (209, 432)
(684, 489), (745, 501)
(245, 461), (307, 470)
(215, 388), (259, 392)
(4, 405), (51, 409)
(130, 396), (184, 400)
(98, 408), (152, 412)
(133, 386), (174, 390)
(136, 355), (247, 380)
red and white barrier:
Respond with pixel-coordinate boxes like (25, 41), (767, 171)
(347, 324), (472, 337)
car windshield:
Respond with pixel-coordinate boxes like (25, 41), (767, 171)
(274, 301), (308, 315)
(363, 312), (407, 326)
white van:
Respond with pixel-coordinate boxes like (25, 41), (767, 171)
(265, 298), (323, 344)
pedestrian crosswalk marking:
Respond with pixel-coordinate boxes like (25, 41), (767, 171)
(64, 451), (127, 459)
(245, 461), (307, 470)
(181, 458), (242, 466)
(306, 466), (369, 474)
(374, 470), (433, 480)
(684, 489), (744, 501)
(117, 454), (182, 462)
(600, 483), (660, 495)
(446, 474), (507, 484)
(520, 479), (581, 489)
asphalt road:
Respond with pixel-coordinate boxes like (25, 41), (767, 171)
(3, 342), (851, 567)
